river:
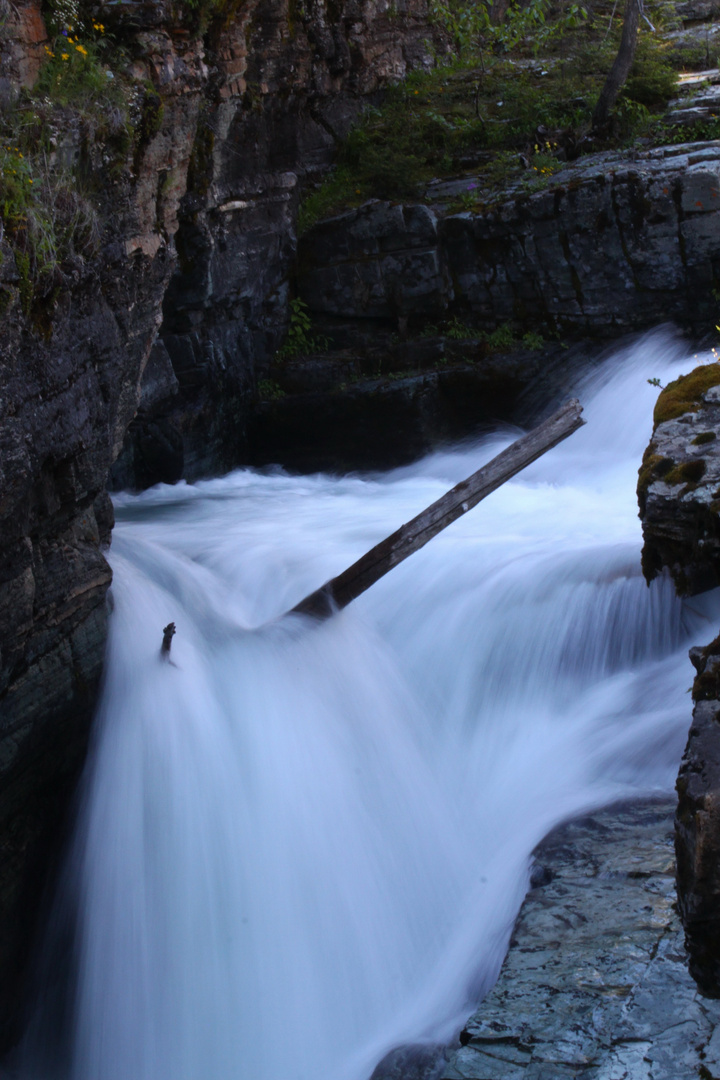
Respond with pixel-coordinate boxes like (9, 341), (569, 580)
(15, 328), (720, 1080)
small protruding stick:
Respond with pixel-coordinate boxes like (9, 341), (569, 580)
(161, 622), (176, 656)
(291, 398), (585, 620)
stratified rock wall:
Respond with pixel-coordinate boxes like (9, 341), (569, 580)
(299, 145), (720, 338)
(0, 0), (442, 1051)
(120, 140), (720, 484)
(0, 2), (208, 1049)
(134, 0), (442, 482)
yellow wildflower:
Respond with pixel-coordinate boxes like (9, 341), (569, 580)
(62, 52), (69, 59)
(76, 43), (88, 55)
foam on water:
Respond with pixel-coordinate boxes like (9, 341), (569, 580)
(17, 328), (720, 1080)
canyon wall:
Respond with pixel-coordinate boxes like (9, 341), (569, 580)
(0, 0), (442, 1049)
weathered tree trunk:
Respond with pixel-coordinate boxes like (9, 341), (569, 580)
(291, 399), (585, 620)
(592, 0), (641, 129)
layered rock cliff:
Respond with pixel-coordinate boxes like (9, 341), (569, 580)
(0, 0), (210, 1048)
(0, 0), (450, 1050)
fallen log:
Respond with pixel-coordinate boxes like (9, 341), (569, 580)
(291, 398), (584, 619)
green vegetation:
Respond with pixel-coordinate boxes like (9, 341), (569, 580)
(275, 298), (330, 359)
(298, 0), (684, 232)
(257, 379), (286, 401)
(664, 458), (707, 485)
(0, 0), (146, 325)
(653, 365), (720, 425)
(692, 431), (717, 445)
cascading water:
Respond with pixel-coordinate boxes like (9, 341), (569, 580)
(16, 329), (720, 1080)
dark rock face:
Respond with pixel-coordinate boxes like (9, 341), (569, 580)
(248, 348), (546, 472)
(299, 145), (720, 340)
(0, 246), (173, 1053)
(676, 641), (720, 998)
(0, 6), (208, 1051)
(112, 0), (445, 482)
(121, 141), (720, 482)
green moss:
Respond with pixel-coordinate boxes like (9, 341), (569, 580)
(637, 449), (675, 511)
(693, 431), (717, 446)
(664, 458), (707, 486)
(653, 365), (720, 425)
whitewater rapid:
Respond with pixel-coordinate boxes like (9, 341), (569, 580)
(17, 329), (720, 1080)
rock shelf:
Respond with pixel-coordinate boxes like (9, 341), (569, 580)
(444, 799), (720, 1080)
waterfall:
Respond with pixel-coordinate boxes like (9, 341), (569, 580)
(16, 328), (720, 1080)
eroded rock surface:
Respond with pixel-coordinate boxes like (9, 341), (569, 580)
(444, 800), (720, 1080)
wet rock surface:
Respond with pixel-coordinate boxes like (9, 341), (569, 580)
(443, 799), (720, 1080)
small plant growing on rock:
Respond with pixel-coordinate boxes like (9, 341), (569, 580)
(257, 379), (286, 401)
(522, 330), (544, 350)
(276, 298), (330, 359)
(485, 323), (515, 350)
(447, 314), (474, 339)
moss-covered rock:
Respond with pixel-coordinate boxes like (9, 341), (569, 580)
(654, 365), (720, 425)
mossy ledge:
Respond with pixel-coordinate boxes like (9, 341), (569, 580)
(653, 365), (720, 426)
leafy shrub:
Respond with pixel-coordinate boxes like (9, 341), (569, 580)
(522, 330), (544, 349)
(276, 298), (330, 359)
(258, 379), (286, 401)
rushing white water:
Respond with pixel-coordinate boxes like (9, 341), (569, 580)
(17, 329), (720, 1080)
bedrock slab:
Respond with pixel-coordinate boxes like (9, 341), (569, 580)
(443, 799), (720, 1080)
(299, 143), (720, 339)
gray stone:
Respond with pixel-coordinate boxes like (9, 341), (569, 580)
(443, 802), (720, 1080)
